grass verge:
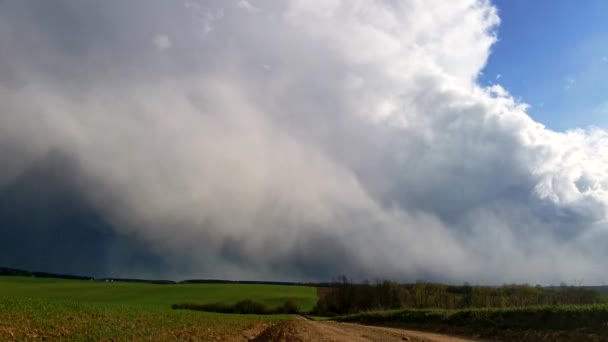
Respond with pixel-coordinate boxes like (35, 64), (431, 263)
(336, 305), (608, 334)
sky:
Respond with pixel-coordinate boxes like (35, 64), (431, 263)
(481, 0), (608, 130)
(0, 0), (607, 285)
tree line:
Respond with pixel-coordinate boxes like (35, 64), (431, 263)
(314, 276), (606, 315)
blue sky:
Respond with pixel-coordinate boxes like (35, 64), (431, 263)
(481, 0), (608, 131)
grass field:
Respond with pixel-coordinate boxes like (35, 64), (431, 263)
(0, 277), (317, 310)
(0, 276), (317, 341)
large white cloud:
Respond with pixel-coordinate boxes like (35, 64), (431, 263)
(0, 0), (607, 284)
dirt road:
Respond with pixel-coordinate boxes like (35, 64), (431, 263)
(252, 317), (482, 342)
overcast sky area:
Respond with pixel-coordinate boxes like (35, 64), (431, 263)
(1, 0), (607, 285)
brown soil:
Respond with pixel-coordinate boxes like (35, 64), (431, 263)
(250, 317), (608, 342)
(373, 323), (608, 342)
(228, 321), (275, 341)
(252, 316), (481, 342)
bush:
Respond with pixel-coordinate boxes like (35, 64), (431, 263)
(277, 299), (300, 314)
(172, 299), (300, 315)
(233, 300), (271, 314)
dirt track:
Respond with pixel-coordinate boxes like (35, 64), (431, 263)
(252, 316), (482, 342)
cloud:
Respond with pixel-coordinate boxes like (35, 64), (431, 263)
(237, 0), (261, 12)
(0, 0), (607, 284)
(153, 34), (172, 50)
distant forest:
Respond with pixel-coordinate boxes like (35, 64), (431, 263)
(314, 276), (608, 315)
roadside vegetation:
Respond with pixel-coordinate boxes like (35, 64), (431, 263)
(337, 305), (608, 335)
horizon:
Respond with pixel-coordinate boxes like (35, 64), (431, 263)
(2, 266), (607, 288)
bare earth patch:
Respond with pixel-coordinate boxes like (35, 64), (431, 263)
(252, 316), (481, 342)
(250, 317), (608, 342)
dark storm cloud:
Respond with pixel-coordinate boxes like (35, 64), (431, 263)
(0, 0), (607, 284)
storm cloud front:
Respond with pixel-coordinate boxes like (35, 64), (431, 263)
(1, 0), (607, 284)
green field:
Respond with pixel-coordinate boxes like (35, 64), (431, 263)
(0, 276), (317, 341)
(0, 277), (317, 310)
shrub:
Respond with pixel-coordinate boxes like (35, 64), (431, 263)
(277, 299), (300, 314)
(172, 299), (300, 315)
(233, 300), (271, 314)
